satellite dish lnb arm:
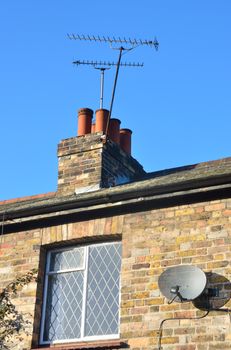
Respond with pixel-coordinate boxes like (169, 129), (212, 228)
(168, 286), (188, 304)
(168, 286), (187, 304)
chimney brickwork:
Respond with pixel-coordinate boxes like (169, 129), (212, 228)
(102, 140), (145, 187)
(57, 133), (103, 196)
(57, 132), (145, 196)
(57, 107), (146, 196)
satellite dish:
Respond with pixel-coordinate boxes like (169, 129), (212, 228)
(158, 265), (207, 303)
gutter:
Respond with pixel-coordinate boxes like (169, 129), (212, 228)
(1, 172), (231, 226)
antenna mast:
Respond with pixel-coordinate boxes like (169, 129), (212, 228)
(69, 34), (159, 136)
(73, 60), (143, 109)
(98, 67), (108, 110)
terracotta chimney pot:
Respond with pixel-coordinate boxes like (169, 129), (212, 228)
(78, 108), (93, 136)
(120, 128), (132, 155)
(91, 123), (96, 133)
(95, 109), (109, 134)
(108, 118), (121, 144)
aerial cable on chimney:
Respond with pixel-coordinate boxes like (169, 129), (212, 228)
(68, 34), (159, 138)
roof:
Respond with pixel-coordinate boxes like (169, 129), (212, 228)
(1, 156), (231, 228)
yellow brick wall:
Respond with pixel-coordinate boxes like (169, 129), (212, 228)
(120, 198), (231, 350)
(0, 197), (230, 349)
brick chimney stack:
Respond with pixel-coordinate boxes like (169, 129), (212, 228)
(57, 108), (145, 196)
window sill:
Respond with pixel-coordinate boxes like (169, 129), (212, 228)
(32, 340), (128, 350)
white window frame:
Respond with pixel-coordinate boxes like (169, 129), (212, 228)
(40, 242), (121, 345)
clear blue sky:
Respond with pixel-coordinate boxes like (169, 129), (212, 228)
(0, 1), (230, 200)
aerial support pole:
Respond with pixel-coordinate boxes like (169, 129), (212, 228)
(99, 68), (106, 109)
(105, 47), (123, 136)
(69, 33), (159, 137)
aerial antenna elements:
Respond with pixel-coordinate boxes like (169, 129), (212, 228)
(68, 34), (159, 50)
(73, 60), (144, 68)
(69, 33), (159, 136)
(73, 60), (143, 109)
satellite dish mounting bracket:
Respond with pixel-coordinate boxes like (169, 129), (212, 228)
(168, 286), (187, 304)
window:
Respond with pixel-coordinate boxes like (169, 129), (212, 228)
(40, 242), (122, 345)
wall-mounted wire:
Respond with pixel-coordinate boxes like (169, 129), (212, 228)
(157, 311), (210, 350)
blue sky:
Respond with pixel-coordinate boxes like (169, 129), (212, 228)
(0, 1), (230, 200)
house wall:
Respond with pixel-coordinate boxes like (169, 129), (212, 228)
(0, 197), (230, 350)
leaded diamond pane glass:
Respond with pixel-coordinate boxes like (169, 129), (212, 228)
(42, 242), (122, 344)
(43, 271), (84, 342)
(85, 243), (122, 336)
(49, 247), (84, 271)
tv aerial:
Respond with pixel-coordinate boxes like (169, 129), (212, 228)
(73, 60), (144, 109)
(158, 265), (207, 304)
(68, 34), (159, 135)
